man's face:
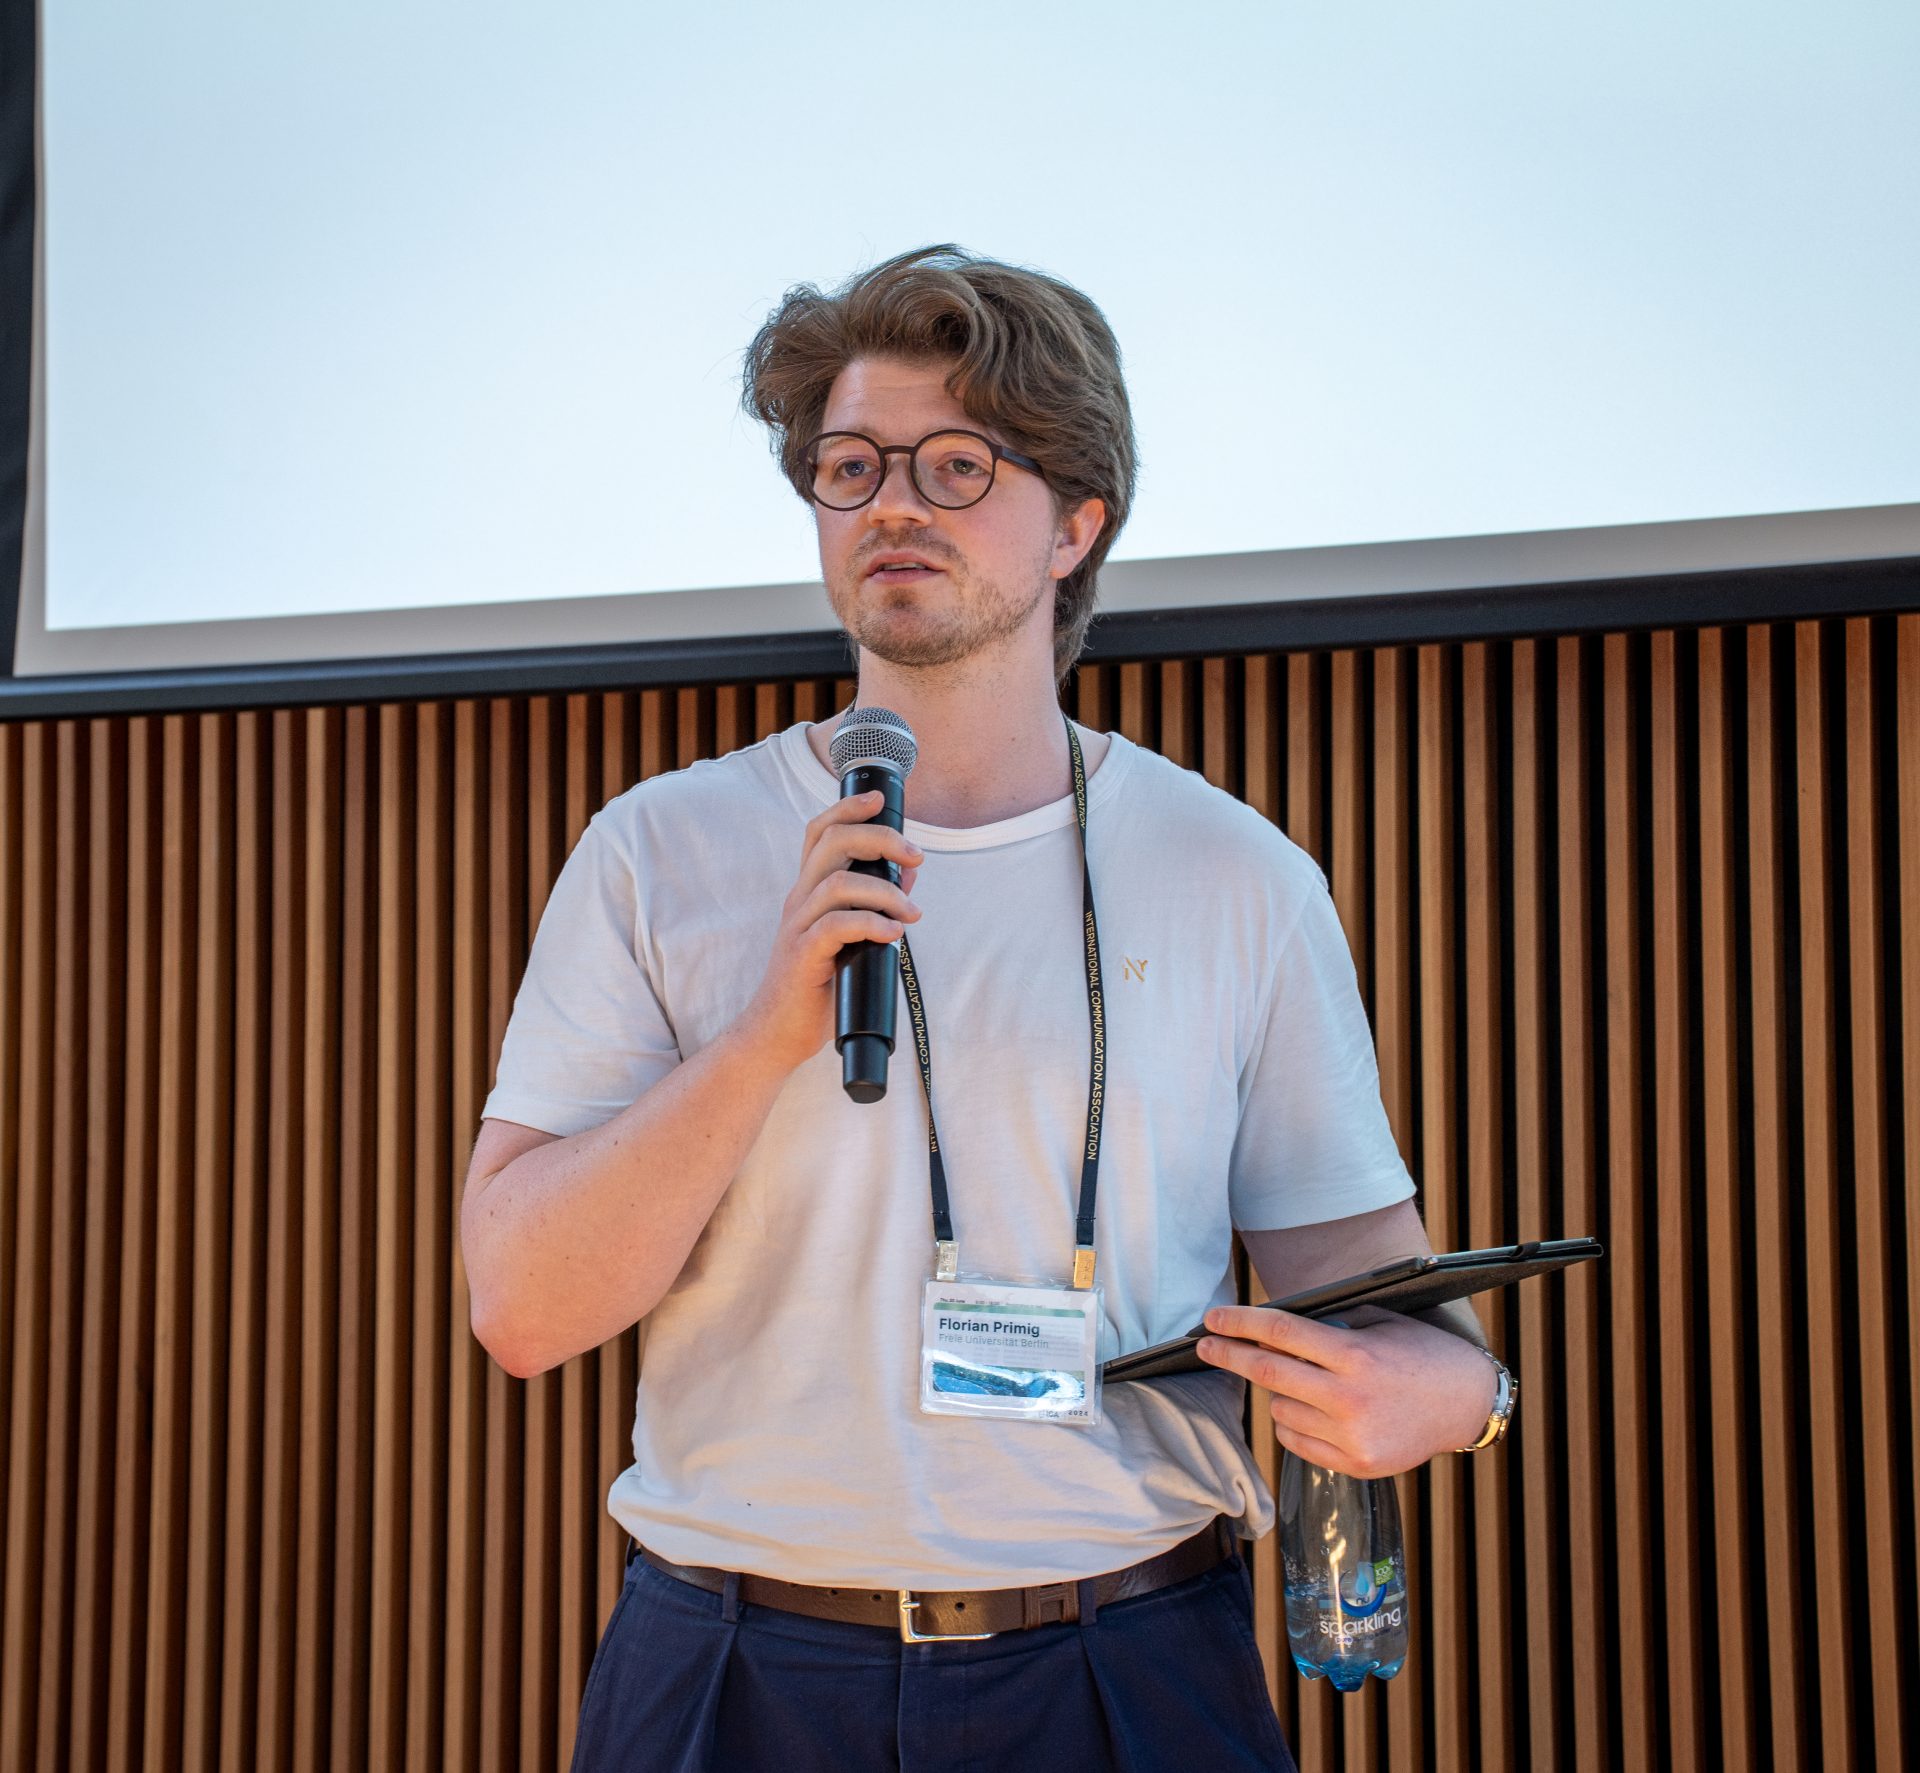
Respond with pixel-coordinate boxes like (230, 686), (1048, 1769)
(811, 356), (1091, 673)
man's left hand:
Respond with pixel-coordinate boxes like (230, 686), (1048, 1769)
(1195, 1306), (1498, 1478)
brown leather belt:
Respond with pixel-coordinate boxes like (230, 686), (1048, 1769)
(636, 1518), (1235, 1642)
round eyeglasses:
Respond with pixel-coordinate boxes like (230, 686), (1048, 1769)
(801, 428), (1046, 511)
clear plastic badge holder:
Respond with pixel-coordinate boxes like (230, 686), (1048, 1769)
(920, 1275), (1105, 1427)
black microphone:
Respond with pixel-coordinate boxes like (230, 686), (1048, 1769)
(829, 707), (919, 1103)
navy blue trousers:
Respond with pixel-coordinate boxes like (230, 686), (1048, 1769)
(568, 1541), (1298, 1773)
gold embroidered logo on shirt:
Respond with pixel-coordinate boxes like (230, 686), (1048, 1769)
(1122, 957), (1149, 983)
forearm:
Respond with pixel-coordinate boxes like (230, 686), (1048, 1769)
(1408, 1295), (1488, 1350)
(463, 1023), (794, 1376)
(1241, 1199), (1490, 1350)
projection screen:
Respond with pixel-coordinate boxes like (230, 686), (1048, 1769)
(2, 1), (1916, 715)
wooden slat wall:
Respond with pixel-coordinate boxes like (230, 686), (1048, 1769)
(2, 617), (1917, 1772)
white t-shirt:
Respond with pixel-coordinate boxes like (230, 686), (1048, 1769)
(482, 718), (1416, 1587)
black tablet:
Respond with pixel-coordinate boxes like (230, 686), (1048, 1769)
(1103, 1237), (1603, 1384)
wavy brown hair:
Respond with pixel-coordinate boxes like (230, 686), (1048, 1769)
(741, 244), (1137, 685)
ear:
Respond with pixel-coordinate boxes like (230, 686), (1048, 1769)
(1049, 497), (1107, 581)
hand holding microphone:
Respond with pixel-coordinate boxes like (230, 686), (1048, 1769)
(736, 709), (921, 1092)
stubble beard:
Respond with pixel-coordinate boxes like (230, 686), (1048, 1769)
(829, 546), (1053, 673)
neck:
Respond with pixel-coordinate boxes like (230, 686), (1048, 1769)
(809, 648), (1106, 828)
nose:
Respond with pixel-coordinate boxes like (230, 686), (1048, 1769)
(864, 450), (937, 528)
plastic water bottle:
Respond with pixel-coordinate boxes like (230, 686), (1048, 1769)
(1276, 1449), (1409, 1689)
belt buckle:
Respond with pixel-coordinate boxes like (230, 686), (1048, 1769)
(898, 1591), (995, 1644)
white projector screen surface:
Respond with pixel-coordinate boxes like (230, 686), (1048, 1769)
(20, 0), (1920, 676)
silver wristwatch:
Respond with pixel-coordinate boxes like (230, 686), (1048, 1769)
(1455, 1347), (1517, 1453)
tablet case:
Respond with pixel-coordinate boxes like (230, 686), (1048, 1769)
(1104, 1237), (1602, 1384)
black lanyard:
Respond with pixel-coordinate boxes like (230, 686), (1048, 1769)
(895, 718), (1107, 1291)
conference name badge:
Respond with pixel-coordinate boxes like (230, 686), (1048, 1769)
(919, 1278), (1104, 1427)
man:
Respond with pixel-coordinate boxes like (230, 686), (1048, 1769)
(461, 245), (1509, 1772)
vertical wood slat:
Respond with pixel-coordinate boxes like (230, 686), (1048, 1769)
(1201, 657), (1236, 793)
(72, 718), (128, 1773)
(1286, 654), (1323, 863)
(1747, 626), (1810, 1772)
(1241, 656), (1278, 831)
(219, 711), (270, 1773)
(295, 710), (342, 1773)
(3, 723), (54, 1770)
(1601, 634), (1658, 1773)
(333, 707), (376, 1773)
(2, 626), (1918, 1772)
(1900, 617), (1920, 1695)
(146, 715), (198, 1771)
(1329, 652), (1367, 984)
(1556, 636), (1613, 1773)
(185, 715), (236, 1772)
(1649, 634), (1707, 1770)
(1073, 663), (1110, 740)
(369, 704), (416, 1773)
(33, 724), (82, 1766)
(409, 700), (454, 1773)
(1794, 623), (1856, 1770)
(1117, 661), (1152, 748)
(1695, 630), (1757, 1769)
(254, 709), (306, 1773)
(1508, 639), (1566, 1769)
(1160, 659), (1196, 770)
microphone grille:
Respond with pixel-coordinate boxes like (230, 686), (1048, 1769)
(829, 706), (918, 778)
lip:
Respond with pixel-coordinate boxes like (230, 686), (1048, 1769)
(865, 552), (944, 578)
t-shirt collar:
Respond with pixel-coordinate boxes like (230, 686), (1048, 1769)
(777, 718), (1132, 853)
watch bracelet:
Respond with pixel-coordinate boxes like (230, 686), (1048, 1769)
(1456, 1345), (1516, 1453)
